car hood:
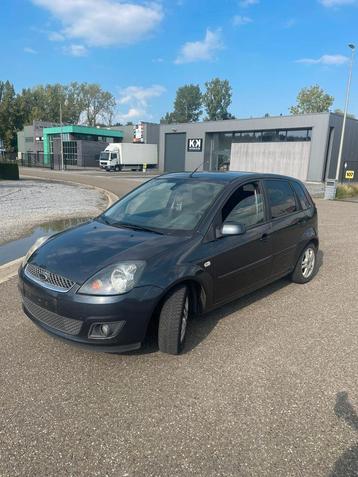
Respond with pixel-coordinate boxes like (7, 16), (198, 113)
(28, 220), (188, 284)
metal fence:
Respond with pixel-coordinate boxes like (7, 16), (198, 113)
(0, 152), (101, 170)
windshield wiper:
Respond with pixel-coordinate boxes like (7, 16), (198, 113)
(114, 222), (163, 235)
(98, 215), (112, 226)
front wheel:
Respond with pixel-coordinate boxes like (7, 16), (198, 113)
(158, 285), (190, 355)
(114, 164), (121, 172)
(291, 243), (317, 284)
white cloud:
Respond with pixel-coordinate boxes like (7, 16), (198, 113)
(319, 0), (357, 6)
(232, 15), (252, 26)
(116, 85), (166, 123)
(118, 107), (147, 122)
(24, 47), (37, 54)
(63, 44), (88, 57)
(48, 31), (65, 42)
(31, 0), (164, 47)
(239, 0), (259, 6)
(175, 29), (223, 64)
(296, 54), (349, 65)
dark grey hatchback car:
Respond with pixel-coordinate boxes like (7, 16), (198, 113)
(19, 172), (319, 354)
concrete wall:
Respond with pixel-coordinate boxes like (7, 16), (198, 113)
(159, 113), (334, 182)
(17, 121), (58, 155)
(230, 142), (311, 181)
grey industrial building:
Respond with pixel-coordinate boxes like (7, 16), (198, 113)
(159, 112), (358, 182)
(16, 113), (358, 182)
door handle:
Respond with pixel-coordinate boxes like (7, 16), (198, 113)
(260, 233), (270, 242)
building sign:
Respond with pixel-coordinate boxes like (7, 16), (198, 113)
(345, 170), (355, 180)
(187, 138), (203, 152)
(133, 123), (144, 143)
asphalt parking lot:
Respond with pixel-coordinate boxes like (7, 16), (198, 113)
(1, 170), (358, 476)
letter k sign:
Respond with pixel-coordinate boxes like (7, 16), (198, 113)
(188, 138), (202, 151)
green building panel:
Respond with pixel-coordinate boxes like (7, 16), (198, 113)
(43, 125), (123, 164)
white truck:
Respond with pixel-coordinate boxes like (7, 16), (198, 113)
(99, 143), (158, 172)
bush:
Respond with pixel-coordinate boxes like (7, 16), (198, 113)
(0, 162), (19, 180)
(336, 183), (358, 199)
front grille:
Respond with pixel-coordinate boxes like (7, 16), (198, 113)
(25, 263), (75, 292)
(23, 296), (82, 336)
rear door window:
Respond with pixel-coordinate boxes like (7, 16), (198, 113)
(265, 180), (297, 219)
(291, 181), (311, 210)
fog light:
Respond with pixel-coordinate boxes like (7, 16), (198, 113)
(88, 321), (125, 340)
(100, 324), (111, 337)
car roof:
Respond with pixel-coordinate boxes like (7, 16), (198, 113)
(158, 171), (298, 183)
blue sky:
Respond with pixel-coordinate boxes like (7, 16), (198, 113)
(1, 0), (358, 123)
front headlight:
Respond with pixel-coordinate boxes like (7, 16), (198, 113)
(78, 261), (145, 295)
(23, 236), (49, 265)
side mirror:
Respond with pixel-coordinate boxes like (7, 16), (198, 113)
(221, 222), (246, 236)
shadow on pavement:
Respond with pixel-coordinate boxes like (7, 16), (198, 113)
(128, 249), (324, 356)
(330, 392), (358, 477)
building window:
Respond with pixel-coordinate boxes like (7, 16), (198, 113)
(209, 128), (312, 171)
(63, 141), (77, 166)
(25, 137), (33, 143)
(286, 129), (311, 141)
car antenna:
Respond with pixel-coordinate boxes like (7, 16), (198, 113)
(189, 162), (204, 178)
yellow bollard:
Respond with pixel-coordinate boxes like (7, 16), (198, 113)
(143, 162), (147, 173)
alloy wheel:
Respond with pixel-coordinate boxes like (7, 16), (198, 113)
(301, 247), (315, 278)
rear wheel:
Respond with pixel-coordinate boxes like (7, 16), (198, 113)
(158, 285), (189, 355)
(291, 243), (317, 284)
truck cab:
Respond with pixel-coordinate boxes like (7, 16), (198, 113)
(99, 147), (120, 171)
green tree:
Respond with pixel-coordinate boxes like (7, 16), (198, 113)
(160, 112), (176, 124)
(202, 78), (233, 120)
(0, 81), (18, 151)
(172, 84), (202, 122)
(79, 83), (116, 126)
(290, 85), (334, 114)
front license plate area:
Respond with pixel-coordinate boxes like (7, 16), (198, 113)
(23, 283), (57, 313)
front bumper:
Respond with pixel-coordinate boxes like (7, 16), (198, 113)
(18, 267), (163, 352)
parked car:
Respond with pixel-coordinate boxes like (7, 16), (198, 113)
(19, 172), (319, 355)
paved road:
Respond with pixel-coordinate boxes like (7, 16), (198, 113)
(1, 170), (358, 476)
(20, 167), (154, 198)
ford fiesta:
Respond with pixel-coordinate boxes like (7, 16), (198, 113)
(19, 172), (319, 355)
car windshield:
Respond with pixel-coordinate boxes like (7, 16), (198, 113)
(100, 152), (109, 160)
(101, 178), (225, 233)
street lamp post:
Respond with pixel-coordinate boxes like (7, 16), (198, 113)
(335, 43), (355, 182)
(60, 103), (64, 170)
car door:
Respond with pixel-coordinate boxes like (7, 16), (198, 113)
(202, 180), (273, 305)
(263, 179), (302, 278)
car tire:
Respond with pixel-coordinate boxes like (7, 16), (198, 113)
(291, 243), (317, 284)
(158, 285), (189, 355)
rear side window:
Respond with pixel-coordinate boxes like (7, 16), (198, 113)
(291, 181), (311, 210)
(265, 180), (297, 219)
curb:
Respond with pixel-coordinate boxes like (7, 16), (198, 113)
(0, 175), (119, 285)
(0, 257), (24, 284)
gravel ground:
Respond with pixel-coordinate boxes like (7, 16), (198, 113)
(0, 179), (107, 245)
